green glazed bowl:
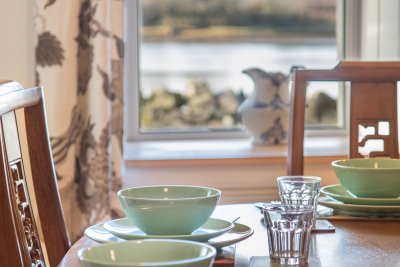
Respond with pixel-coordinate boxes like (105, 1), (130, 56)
(332, 158), (400, 198)
(78, 239), (216, 267)
(118, 185), (221, 235)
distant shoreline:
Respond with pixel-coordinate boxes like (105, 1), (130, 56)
(142, 26), (336, 45)
(143, 36), (336, 45)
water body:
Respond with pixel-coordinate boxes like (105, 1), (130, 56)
(139, 42), (338, 98)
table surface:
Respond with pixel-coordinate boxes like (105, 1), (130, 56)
(59, 203), (400, 267)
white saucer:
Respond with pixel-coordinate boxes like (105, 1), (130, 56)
(103, 218), (234, 242)
(85, 221), (253, 249)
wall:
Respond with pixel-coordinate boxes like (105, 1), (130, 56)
(0, 1), (35, 87)
(361, 0), (400, 60)
(124, 157), (341, 204)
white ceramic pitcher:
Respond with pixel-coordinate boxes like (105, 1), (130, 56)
(238, 68), (289, 145)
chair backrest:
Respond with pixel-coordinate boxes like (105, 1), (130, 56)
(287, 61), (400, 175)
(0, 81), (70, 266)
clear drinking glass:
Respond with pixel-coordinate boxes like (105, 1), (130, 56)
(277, 176), (321, 223)
(263, 204), (314, 265)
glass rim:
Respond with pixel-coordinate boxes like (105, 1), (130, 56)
(262, 203), (314, 213)
(277, 176), (321, 183)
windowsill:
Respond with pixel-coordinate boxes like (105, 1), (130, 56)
(124, 136), (348, 167)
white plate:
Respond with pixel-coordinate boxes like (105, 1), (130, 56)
(85, 221), (253, 249)
(318, 196), (400, 216)
(85, 222), (124, 243)
(103, 218), (233, 242)
(321, 184), (400, 206)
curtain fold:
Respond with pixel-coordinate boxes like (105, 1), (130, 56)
(34, 0), (124, 241)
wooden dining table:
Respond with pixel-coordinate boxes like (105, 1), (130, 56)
(59, 203), (400, 267)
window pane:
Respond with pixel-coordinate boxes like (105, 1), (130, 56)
(139, 0), (338, 133)
(305, 81), (345, 128)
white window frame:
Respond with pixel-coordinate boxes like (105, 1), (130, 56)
(124, 0), (393, 143)
(124, 0), (251, 141)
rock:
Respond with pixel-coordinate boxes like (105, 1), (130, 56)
(182, 80), (215, 123)
(216, 90), (240, 114)
(306, 91), (337, 124)
(146, 86), (180, 110)
(141, 80), (245, 129)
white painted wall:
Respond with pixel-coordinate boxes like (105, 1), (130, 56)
(361, 0), (400, 60)
(124, 160), (340, 204)
(0, 1), (35, 87)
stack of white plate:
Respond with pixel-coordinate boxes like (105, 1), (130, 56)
(85, 217), (254, 249)
(319, 184), (400, 217)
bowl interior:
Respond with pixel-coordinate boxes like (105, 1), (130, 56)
(79, 240), (216, 266)
(333, 158), (400, 169)
(118, 185), (221, 200)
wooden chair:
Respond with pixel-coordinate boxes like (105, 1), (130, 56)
(287, 61), (400, 175)
(0, 81), (70, 266)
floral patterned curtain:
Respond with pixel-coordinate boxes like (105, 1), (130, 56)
(34, 0), (124, 241)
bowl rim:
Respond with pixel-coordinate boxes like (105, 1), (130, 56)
(263, 203), (314, 214)
(78, 239), (217, 266)
(332, 158), (400, 170)
(117, 185), (221, 201)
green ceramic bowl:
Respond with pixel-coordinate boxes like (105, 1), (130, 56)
(78, 239), (216, 267)
(332, 158), (400, 198)
(118, 185), (221, 235)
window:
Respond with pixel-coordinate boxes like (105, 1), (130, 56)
(126, 0), (340, 141)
